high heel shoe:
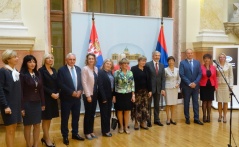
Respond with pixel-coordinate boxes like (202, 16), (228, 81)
(170, 119), (177, 125)
(41, 138), (55, 147)
(223, 116), (227, 123)
(166, 121), (170, 125)
(207, 116), (210, 122)
(85, 134), (93, 140)
(218, 116), (222, 122)
(203, 116), (207, 123)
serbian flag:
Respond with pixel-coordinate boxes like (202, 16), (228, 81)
(156, 24), (168, 67)
(88, 20), (103, 68)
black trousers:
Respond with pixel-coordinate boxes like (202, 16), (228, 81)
(83, 93), (97, 134)
(98, 97), (112, 134)
(61, 98), (81, 138)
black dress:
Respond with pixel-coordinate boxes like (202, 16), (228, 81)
(0, 68), (22, 126)
(39, 66), (59, 120)
(200, 69), (215, 101)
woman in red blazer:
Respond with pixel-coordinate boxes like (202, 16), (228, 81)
(199, 54), (218, 123)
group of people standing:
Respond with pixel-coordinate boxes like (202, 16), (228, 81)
(0, 48), (233, 147)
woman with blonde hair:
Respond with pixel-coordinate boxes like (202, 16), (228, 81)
(98, 59), (114, 137)
(0, 49), (21, 147)
(113, 58), (135, 134)
(216, 53), (233, 123)
(39, 53), (59, 146)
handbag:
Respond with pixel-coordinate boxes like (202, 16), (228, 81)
(111, 106), (118, 130)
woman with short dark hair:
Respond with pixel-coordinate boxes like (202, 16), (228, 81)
(199, 54), (217, 123)
(165, 56), (180, 125)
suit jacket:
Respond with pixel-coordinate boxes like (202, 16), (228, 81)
(179, 59), (202, 89)
(81, 66), (98, 97)
(20, 72), (45, 109)
(146, 61), (165, 94)
(216, 62), (233, 87)
(57, 65), (83, 100)
(199, 65), (218, 88)
(98, 69), (113, 103)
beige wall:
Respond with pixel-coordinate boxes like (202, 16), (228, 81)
(185, 0), (200, 49)
(21, 0), (49, 51)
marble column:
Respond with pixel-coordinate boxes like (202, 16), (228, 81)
(196, 0), (228, 42)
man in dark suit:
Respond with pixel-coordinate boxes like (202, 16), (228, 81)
(58, 53), (84, 145)
(146, 51), (165, 127)
(179, 49), (203, 125)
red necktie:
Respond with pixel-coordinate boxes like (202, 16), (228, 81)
(155, 63), (158, 75)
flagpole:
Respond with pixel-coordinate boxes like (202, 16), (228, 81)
(92, 12), (95, 21)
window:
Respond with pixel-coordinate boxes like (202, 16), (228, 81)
(50, 0), (66, 70)
(86, 0), (145, 16)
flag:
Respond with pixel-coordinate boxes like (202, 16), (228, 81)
(156, 24), (168, 67)
(88, 20), (103, 68)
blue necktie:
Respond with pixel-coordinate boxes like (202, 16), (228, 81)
(71, 67), (77, 90)
(190, 60), (193, 73)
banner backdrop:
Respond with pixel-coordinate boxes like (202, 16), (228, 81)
(71, 12), (173, 112)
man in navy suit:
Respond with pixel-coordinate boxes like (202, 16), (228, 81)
(58, 53), (84, 145)
(179, 49), (203, 125)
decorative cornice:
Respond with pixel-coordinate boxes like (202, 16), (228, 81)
(224, 22), (239, 38)
(0, 36), (35, 50)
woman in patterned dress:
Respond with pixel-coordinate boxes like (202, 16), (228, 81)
(113, 58), (135, 134)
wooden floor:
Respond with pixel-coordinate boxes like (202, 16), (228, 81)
(0, 104), (239, 147)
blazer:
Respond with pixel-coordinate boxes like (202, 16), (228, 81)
(38, 65), (59, 95)
(199, 65), (218, 88)
(57, 65), (83, 100)
(216, 62), (233, 87)
(179, 59), (202, 89)
(165, 67), (181, 89)
(146, 61), (165, 94)
(20, 72), (45, 109)
(0, 68), (21, 109)
(81, 66), (98, 97)
(98, 69), (113, 102)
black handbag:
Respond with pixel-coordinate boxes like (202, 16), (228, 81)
(111, 107), (118, 130)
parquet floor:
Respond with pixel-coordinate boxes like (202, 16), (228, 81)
(0, 104), (239, 147)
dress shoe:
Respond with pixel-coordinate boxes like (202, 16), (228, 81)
(147, 121), (152, 127)
(170, 119), (177, 125)
(72, 134), (85, 141)
(102, 133), (112, 137)
(154, 121), (164, 126)
(185, 119), (190, 124)
(63, 137), (69, 145)
(194, 120), (204, 125)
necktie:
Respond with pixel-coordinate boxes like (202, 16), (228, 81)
(71, 67), (77, 90)
(155, 63), (158, 75)
(190, 60), (193, 73)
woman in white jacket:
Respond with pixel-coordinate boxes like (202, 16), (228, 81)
(164, 56), (180, 125)
(216, 53), (233, 123)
